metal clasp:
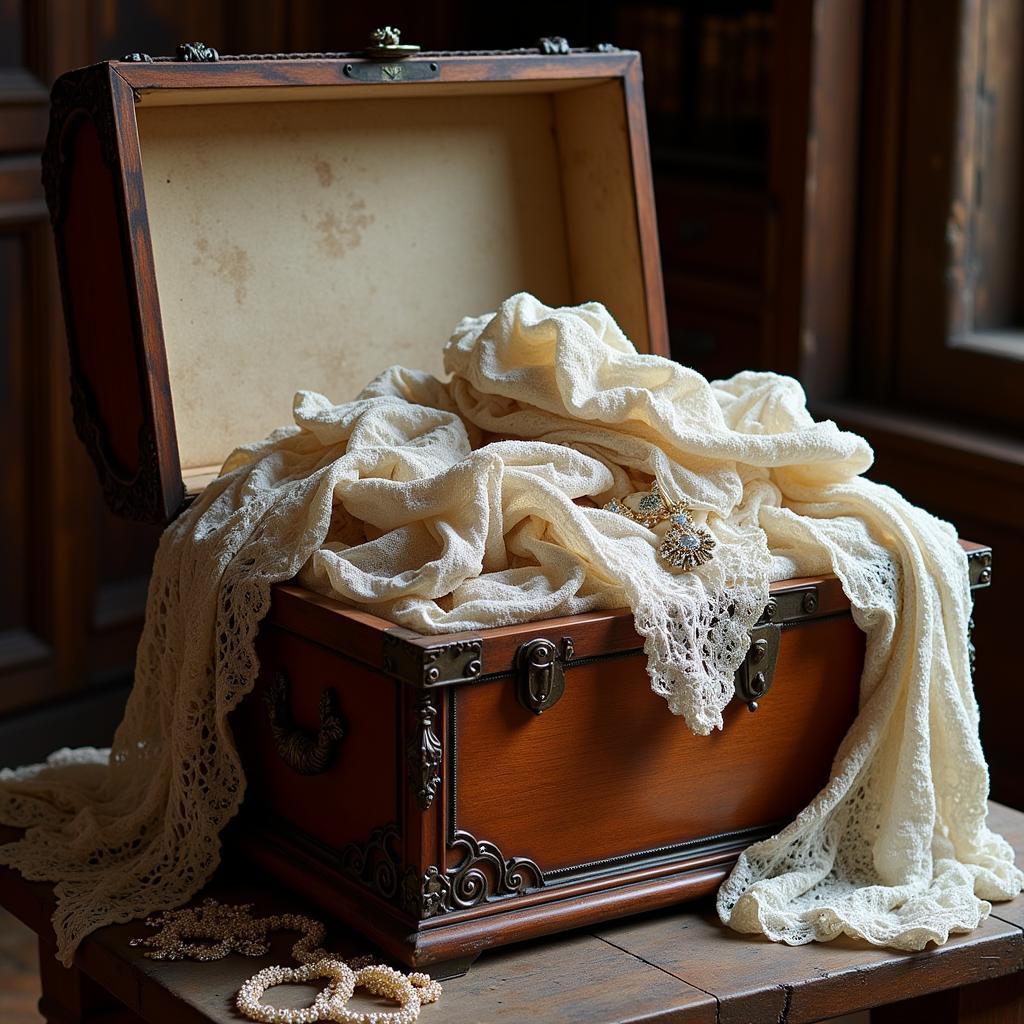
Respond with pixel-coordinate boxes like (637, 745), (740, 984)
(516, 637), (574, 714)
(734, 623), (781, 712)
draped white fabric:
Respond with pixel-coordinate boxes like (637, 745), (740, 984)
(0, 293), (1019, 963)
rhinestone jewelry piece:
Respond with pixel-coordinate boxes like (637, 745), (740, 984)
(602, 479), (712, 570)
(636, 489), (664, 517)
(659, 523), (716, 570)
(130, 899), (281, 961)
(132, 899), (441, 1023)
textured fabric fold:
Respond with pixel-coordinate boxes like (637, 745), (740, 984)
(0, 292), (1019, 964)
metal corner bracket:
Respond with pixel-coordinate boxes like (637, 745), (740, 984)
(966, 548), (992, 589)
(382, 632), (483, 689)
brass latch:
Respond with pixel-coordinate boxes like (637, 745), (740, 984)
(733, 623), (781, 712)
(516, 637), (575, 714)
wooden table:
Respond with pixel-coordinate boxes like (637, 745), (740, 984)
(2, 804), (1023, 1024)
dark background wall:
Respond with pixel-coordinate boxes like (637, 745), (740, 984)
(1, 0), (1021, 806)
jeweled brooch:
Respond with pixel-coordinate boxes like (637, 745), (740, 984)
(602, 480), (715, 571)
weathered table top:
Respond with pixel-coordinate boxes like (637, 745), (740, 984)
(2, 804), (1023, 1024)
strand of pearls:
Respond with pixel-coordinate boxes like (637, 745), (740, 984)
(132, 899), (442, 1023)
(236, 959), (356, 1023)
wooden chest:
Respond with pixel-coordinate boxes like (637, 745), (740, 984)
(42, 38), (995, 976)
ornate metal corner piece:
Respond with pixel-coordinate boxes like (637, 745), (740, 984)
(404, 831), (545, 920)
(341, 823), (403, 902)
(967, 548), (993, 589)
(176, 41), (220, 62)
(383, 633), (483, 689)
(539, 36), (571, 55)
(755, 585), (819, 627)
(406, 695), (442, 811)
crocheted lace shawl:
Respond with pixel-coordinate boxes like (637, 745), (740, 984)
(1, 294), (1019, 963)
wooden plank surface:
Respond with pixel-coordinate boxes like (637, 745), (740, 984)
(596, 801), (1024, 1024)
(2, 826), (714, 1024)
(76, 920), (718, 1024)
(2, 804), (1023, 1024)
(597, 901), (1023, 1024)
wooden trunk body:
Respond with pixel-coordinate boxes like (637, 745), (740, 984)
(229, 545), (992, 975)
(41, 41), (996, 975)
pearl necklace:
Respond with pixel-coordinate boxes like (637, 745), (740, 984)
(131, 899), (441, 1023)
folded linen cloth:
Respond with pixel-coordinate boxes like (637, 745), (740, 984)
(0, 293), (1019, 962)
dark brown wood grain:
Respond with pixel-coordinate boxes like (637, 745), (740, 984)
(235, 626), (402, 853)
(232, 589), (866, 970)
(597, 904), (1024, 1024)
(455, 615), (862, 871)
(623, 53), (670, 358)
(228, 541), (989, 969)
(873, 971), (1024, 1024)
(0, 3), (162, 733)
(111, 51), (641, 92)
(847, 0), (1024, 433)
(268, 571), (855, 679)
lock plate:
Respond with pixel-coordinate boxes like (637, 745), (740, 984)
(516, 637), (574, 714)
(734, 622), (781, 710)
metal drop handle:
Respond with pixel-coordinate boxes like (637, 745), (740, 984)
(263, 670), (345, 775)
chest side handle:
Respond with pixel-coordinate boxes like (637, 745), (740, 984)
(263, 671), (346, 775)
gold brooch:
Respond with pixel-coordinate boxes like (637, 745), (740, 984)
(602, 480), (715, 571)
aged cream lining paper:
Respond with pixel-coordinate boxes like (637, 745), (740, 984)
(137, 83), (649, 475)
(0, 294), (1019, 963)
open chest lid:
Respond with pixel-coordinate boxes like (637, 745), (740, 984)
(43, 38), (668, 525)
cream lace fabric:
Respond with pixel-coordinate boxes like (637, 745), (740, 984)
(0, 293), (1019, 964)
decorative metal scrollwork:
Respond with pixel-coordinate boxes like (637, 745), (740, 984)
(263, 671), (345, 776)
(382, 634), (482, 687)
(404, 831), (544, 919)
(176, 41), (220, 62)
(365, 26), (420, 58)
(407, 695), (442, 811)
(539, 36), (571, 55)
(342, 823), (402, 901)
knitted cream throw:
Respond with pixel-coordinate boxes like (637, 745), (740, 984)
(1, 294), (1019, 963)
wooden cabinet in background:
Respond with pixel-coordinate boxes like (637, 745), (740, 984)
(0, 1), (163, 742)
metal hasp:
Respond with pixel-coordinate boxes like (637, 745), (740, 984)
(734, 623), (781, 712)
(516, 637), (575, 714)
